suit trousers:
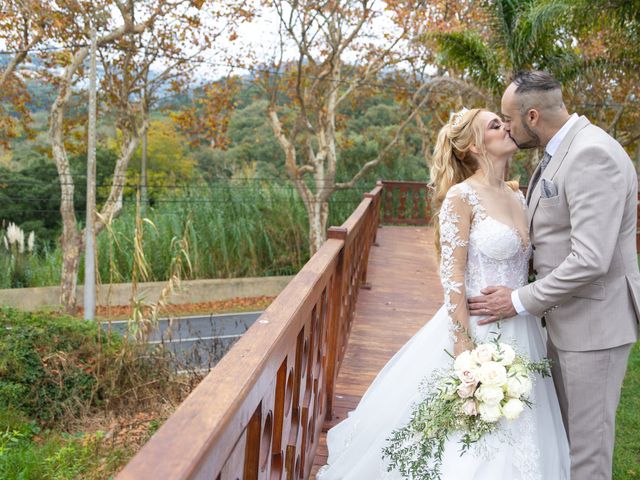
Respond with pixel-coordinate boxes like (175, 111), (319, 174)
(547, 337), (633, 480)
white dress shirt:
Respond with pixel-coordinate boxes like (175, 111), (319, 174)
(511, 113), (580, 315)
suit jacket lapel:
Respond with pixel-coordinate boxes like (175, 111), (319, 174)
(528, 115), (591, 232)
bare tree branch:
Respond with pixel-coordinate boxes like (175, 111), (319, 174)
(335, 77), (485, 189)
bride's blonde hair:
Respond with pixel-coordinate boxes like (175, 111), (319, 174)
(429, 108), (516, 258)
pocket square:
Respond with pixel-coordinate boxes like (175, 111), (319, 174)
(540, 178), (558, 198)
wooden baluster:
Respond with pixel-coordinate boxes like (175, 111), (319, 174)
(384, 186), (393, 224)
(361, 192), (377, 289)
(285, 329), (305, 479)
(324, 227), (347, 421)
(425, 184), (433, 224)
(243, 404), (262, 480)
(373, 180), (383, 244)
(399, 185), (407, 220)
(271, 359), (287, 480)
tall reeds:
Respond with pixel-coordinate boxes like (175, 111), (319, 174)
(0, 180), (364, 288)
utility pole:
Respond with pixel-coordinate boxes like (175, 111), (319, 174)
(141, 86), (148, 215)
(84, 27), (97, 321)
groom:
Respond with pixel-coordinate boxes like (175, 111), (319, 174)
(469, 71), (639, 479)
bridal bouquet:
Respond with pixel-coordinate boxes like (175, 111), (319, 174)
(382, 335), (551, 479)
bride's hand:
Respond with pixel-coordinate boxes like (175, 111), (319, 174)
(454, 337), (474, 357)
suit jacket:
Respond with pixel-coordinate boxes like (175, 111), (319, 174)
(518, 115), (640, 351)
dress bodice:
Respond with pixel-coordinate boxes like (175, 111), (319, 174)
(438, 182), (532, 340)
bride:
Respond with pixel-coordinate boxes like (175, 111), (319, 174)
(317, 108), (570, 479)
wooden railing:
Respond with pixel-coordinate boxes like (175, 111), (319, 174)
(380, 180), (433, 225)
(117, 182), (383, 480)
(380, 180), (640, 249)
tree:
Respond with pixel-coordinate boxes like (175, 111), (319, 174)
(430, 0), (582, 98)
(427, 0), (640, 165)
(416, 0), (583, 176)
(171, 76), (241, 151)
(34, 0), (247, 311)
(129, 2), (251, 210)
(126, 118), (196, 203)
(262, 0), (441, 253)
(558, 0), (640, 160)
(0, 0), (58, 146)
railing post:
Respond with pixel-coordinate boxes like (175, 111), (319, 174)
(324, 227), (348, 421)
(373, 180), (383, 244)
(362, 184), (383, 289)
(382, 180), (392, 224)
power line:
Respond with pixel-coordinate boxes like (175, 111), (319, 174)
(3, 199), (367, 215)
(0, 179), (385, 187)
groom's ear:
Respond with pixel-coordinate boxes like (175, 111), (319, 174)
(526, 109), (540, 127)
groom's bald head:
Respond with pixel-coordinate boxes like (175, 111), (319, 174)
(501, 71), (570, 149)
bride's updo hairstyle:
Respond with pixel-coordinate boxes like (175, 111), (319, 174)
(429, 107), (488, 258)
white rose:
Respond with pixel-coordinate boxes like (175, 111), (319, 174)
(475, 384), (504, 405)
(477, 361), (508, 387)
(478, 402), (502, 423)
(457, 382), (476, 399)
(473, 343), (497, 363)
(462, 399), (478, 416)
(505, 375), (532, 398)
(502, 398), (524, 420)
(456, 367), (478, 385)
(454, 350), (477, 374)
(496, 343), (516, 366)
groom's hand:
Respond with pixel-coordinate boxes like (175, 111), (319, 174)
(468, 286), (517, 325)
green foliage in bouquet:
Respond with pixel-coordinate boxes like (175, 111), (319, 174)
(382, 334), (551, 479)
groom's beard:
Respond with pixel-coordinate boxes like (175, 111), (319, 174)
(512, 119), (541, 149)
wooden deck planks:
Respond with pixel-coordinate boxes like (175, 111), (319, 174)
(311, 226), (443, 477)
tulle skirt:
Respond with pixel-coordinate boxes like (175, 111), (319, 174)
(317, 307), (570, 480)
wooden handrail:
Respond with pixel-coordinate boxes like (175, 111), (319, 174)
(117, 183), (384, 480)
(380, 183), (640, 250)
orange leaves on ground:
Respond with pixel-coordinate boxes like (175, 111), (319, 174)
(79, 295), (276, 320)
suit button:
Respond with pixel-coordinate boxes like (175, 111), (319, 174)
(532, 244), (536, 251)
(533, 269), (538, 275)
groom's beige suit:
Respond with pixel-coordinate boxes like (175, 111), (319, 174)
(517, 115), (639, 479)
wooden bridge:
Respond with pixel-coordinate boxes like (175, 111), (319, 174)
(116, 180), (443, 480)
(117, 180), (640, 480)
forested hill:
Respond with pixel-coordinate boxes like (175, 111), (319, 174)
(1, 76), (428, 244)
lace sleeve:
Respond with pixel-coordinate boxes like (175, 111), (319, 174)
(439, 186), (472, 343)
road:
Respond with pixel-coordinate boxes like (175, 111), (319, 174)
(102, 311), (263, 371)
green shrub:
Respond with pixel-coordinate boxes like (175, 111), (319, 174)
(0, 308), (186, 478)
(0, 414), (129, 480)
(0, 307), (123, 424)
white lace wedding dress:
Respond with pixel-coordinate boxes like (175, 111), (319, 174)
(317, 182), (570, 479)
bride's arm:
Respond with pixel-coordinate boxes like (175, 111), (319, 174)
(438, 187), (474, 355)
